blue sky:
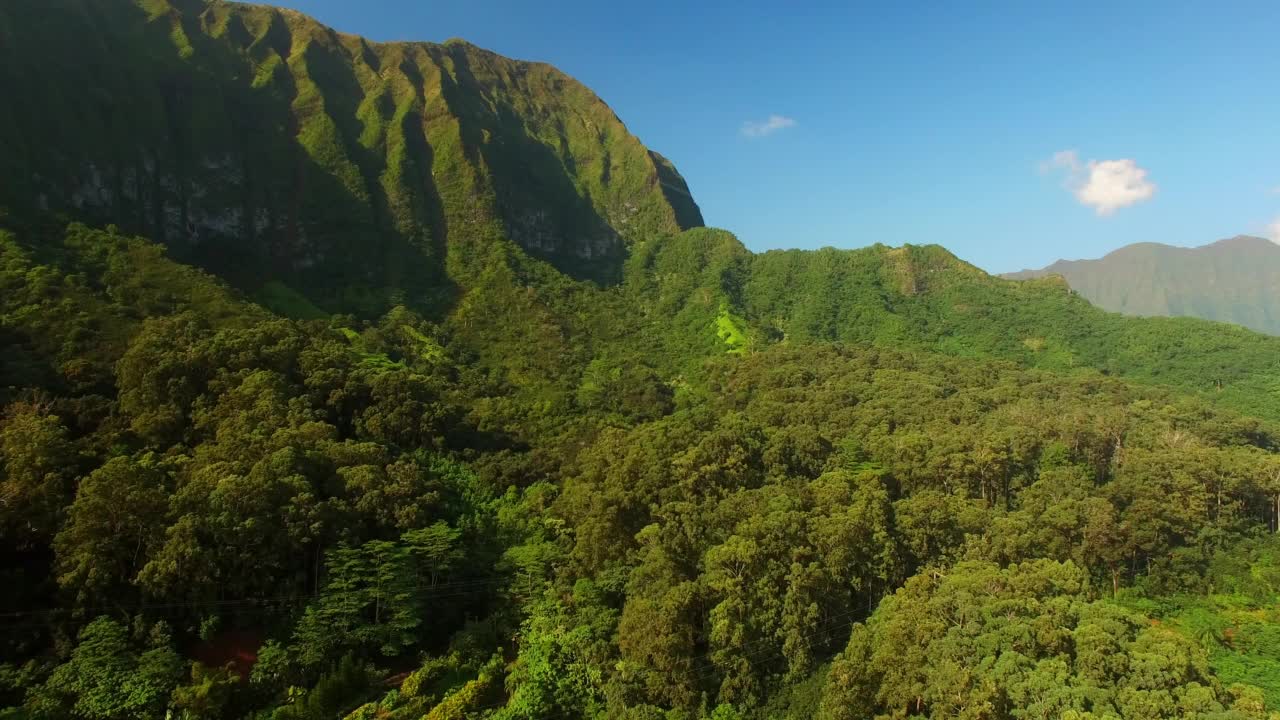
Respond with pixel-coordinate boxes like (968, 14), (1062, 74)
(274, 0), (1280, 273)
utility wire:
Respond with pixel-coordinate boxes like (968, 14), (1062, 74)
(0, 574), (519, 632)
(453, 602), (869, 719)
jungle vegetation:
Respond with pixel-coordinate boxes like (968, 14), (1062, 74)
(4, 2), (1280, 719)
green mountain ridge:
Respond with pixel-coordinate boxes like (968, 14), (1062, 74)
(9, 0), (1280, 425)
(1003, 235), (1280, 335)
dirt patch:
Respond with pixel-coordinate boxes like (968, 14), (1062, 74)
(190, 629), (264, 681)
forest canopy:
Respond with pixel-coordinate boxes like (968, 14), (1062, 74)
(4, 221), (1280, 719)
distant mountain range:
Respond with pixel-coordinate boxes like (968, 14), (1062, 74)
(1003, 235), (1280, 334)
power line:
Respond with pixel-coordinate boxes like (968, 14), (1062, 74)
(0, 573), (517, 623)
(4, 576), (873, 720)
(450, 602), (869, 719)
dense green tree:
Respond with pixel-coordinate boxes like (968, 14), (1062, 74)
(26, 618), (182, 720)
(495, 583), (616, 719)
(0, 402), (77, 545)
(817, 560), (1268, 720)
(170, 663), (241, 720)
(54, 455), (169, 603)
(293, 523), (463, 666)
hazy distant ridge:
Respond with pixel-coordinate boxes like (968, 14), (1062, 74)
(1003, 235), (1280, 334)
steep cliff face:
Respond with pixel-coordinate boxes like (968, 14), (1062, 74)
(0, 0), (702, 312)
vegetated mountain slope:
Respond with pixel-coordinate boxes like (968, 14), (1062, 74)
(630, 235), (1280, 423)
(1004, 235), (1280, 335)
(8, 224), (1280, 718)
(0, 216), (264, 406)
(5, 0), (1278, 426)
(0, 0), (702, 313)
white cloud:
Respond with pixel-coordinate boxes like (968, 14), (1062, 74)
(1041, 149), (1081, 173)
(1043, 150), (1157, 215)
(741, 114), (796, 139)
(1267, 217), (1280, 244)
(1075, 159), (1157, 215)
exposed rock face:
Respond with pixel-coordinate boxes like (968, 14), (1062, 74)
(0, 0), (703, 309)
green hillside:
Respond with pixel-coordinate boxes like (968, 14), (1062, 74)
(740, 242), (1280, 421)
(617, 234), (1280, 423)
(4, 2), (1280, 720)
(1005, 236), (1280, 335)
(5, 0), (1279, 426)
